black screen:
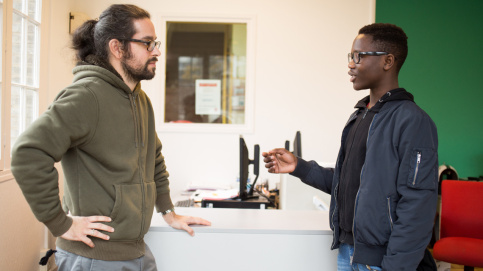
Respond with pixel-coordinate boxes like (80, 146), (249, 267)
(293, 131), (302, 158)
(285, 131), (302, 158)
(239, 136), (249, 200)
(239, 136), (259, 200)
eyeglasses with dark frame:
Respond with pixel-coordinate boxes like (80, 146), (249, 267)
(348, 51), (388, 64)
(126, 39), (161, 52)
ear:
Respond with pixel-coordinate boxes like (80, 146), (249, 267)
(108, 39), (124, 59)
(383, 54), (396, 71)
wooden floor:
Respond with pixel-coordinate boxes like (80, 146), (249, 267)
(435, 261), (483, 271)
(431, 248), (482, 271)
(450, 265), (483, 271)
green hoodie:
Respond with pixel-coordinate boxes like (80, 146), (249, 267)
(11, 64), (173, 261)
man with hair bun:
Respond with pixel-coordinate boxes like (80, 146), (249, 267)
(11, 4), (210, 270)
(263, 23), (438, 270)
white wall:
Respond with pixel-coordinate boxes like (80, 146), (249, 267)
(0, 1), (374, 270)
(56, 0), (374, 197)
(0, 1), (75, 270)
(0, 180), (45, 270)
(47, 0), (76, 103)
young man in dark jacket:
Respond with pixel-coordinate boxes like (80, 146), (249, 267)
(263, 23), (438, 270)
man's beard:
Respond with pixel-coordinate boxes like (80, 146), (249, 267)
(121, 56), (157, 83)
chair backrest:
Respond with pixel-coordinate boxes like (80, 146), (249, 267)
(440, 180), (483, 240)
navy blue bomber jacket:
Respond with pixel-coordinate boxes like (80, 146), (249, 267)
(291, 88), (438, 270)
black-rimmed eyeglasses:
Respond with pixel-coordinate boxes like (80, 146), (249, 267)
(126, 39), (161, 52)
(348, 51), (388, 64)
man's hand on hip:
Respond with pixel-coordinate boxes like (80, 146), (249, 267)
(60, 216), (115, 248)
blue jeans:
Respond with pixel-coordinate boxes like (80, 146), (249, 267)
(337, 243), (382, 271)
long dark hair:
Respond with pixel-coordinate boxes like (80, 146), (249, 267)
(71, 4), (150, 64)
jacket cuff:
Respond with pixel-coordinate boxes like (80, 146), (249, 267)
(43, 210), (73, 237)
(155, 192), (174, 213)
(290, 157), (311, 179)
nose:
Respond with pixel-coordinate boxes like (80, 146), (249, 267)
(151, 46), (161, 57)
(348, 59), (356, 69)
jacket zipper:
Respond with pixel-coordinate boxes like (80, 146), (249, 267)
(330, 110), (360, 250)
(331, 111), (357, 250)
(362, 107), (368, 119)
(387, 197), (393, 231)
(131, 94), (144, 147)
(129, 93), (146, 239)
(330, 183), (339, 249)
(129, 94), (139, 148)
(351, 173), (362, 264)
(352, 113), (377, 262)
(412, 152), (421, 186)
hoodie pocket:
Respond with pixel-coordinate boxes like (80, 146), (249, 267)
(109, 182), (156, 240)
(407, 148), (437, 190)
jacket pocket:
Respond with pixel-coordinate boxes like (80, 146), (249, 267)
(407, 148), (437, 190)
(354, 194), (392, 246)
(109, 182), (156, 241)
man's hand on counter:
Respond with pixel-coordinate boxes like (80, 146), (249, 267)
(162, 211), (211, 236)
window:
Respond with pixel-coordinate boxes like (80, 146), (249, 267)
(0, 0), (41, 176)
(158, 14), (256, 133)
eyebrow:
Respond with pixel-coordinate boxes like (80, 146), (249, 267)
(138, 35), (156, 41)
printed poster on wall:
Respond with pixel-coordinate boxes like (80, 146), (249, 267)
(195, 79), (221, 115)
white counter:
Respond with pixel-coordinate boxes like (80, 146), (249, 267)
(280, 167), (333, 211)
(145, 207), (338, 271)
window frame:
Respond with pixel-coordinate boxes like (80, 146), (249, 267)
(0, 0), (46, 182)
(1, 0), (12, 176)
(154, 13), (257, 134)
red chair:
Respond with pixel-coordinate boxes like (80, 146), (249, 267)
(433, 180), (483, 271)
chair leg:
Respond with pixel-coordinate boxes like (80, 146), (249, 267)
(463, 266), (474, 271)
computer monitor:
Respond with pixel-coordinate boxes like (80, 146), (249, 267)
(239, 136), (259, 200)
(285, 131), (302, 158)
(201, 136), (271, 209)
(201, 136), (273, 209)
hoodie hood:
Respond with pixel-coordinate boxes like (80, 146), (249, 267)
(354, 88), (414, 112)
(72, 63), (139, 98)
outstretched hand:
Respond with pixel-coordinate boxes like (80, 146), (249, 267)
(262, 148), (297, 174)
(60, 215), (115, 248)
(162, 212), (211, 236)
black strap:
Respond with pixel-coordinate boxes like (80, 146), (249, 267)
(39, 249), (57, 266)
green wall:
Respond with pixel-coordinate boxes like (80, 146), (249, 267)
(376, 0), (483, 179)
